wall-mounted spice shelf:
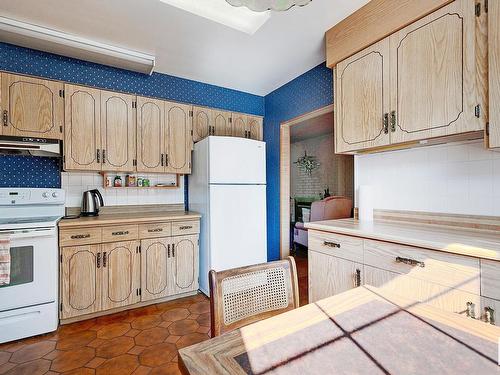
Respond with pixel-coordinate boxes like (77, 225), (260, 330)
(100, 173), (179, 189)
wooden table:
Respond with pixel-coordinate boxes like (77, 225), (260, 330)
(179, 286), (500, 374)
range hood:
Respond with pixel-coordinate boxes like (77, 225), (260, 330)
(0, 136), (61, 157)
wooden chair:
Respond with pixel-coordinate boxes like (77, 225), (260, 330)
(209, 257), (300, 337)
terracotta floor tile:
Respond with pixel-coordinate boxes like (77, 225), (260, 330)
(96, 323), (131, 340)
(131, 315), (161, 330)
(127, 306), (160, 320)
(9, 341), (56, 364)
(134, 328), (169, 347)
(84, 357), (106, 369)
(132, 365), (152, 375)
(150, 363), (182, 375)
(158, 322), (172, 329)
(172, 355), (178, 363)
(50, 347), (95, 373)
(164, 336), (180, 344)
(95, 311), (129, 326)
(96, 354), (139, 375)
(196, 326), (210, 334)
(4, 358), (51, 375)
(87, 338), (108, 348)
(187, 302), (210, 315)
(56, 330), (96, 351)
(43, 350), (63, 360)
(0, 342), (25, 353)
(95, 337), (135, 359)
(139, 343), (177, 367)
(0, 363), (16, 374)
(124, 329), (141, 338)
(195, 313), (210, 327)
(167, 320), (199, 336)
(64, 367), (95, 375)
(187, 313), (200, 320)
(57, 320), (97, 336)
(175, 333), (209, 349)
(127, 346), (147, 355)
(0, 353), (10, 366)
(160, 308), (189, 322)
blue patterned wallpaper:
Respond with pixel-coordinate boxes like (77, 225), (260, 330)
(264, 62), (333, 261)
(0, 42), (264, 188)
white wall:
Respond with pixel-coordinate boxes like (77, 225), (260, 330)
(62, 172), (184, 208)
(354, 140), (500, 216)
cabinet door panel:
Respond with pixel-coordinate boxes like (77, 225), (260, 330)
(213, 110), (231, 136)
(489, 0), (500, 148)
(64, 84), (101, 171)
(1, 73), (63, 139)
(247, 116), (263, 141)
(61, 245), (101, 319)
(165, 102), (192, 174)
(137, 97), (164, 172)
(193, 106), (211, 142)
(101, 91), (136, 172)
(232, 113), (247, 138)
(335, 38), (390, 153)
(308, 250), (362, 303)
(141, 238), (170, 302)
(101, 240), (140, 310)
(169, 235), (198, 295)
(390, 0), (481, 143)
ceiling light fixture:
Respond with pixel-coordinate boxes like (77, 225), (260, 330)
(160, 0), (270, 35)
(226, 0), (312, 12)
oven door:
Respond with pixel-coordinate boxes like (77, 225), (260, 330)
(0, 227), (58, 312)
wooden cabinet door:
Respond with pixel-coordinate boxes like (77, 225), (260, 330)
(136, 96), (164, 172)
(390, 0), (482, 144)
(192, 106), (211, 142)
(489, 0), (500, 148)
(169, 235), (199, 295)
(247, 116), (263, 141)
(213, 110), (232, 136)
(1, 73), (64, 139)
(61, 245), (101, 319)
(100, 90), (136, 172)
(231, 113), (247, 138)
(141, 238), (170, 302)
(165, 102), (192, 174)
(335, 38), (390, 153)
(64, 84), (101, 171)
(308, 250), (362, 303)
(101, 240), (141, 310)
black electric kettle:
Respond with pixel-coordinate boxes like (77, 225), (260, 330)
(81, 189), (104, 216)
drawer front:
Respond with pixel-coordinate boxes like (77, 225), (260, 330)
(101, 225), (139, 243)
(308, 230), (363, 263)
(139, 222), (172, 239)
(59, 227), (102, 246)
(171, 220), (200, 236)
(481, 260), (500, 300)
(364, 239), (480, 294)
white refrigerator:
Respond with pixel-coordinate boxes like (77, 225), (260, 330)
(189, 136), (267, 295)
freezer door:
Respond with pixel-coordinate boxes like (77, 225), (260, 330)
(209, 184), (267, 272)
(208, 136), (266, 184)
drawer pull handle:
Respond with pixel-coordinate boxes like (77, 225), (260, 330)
(112, 231), (129, 236)
(147, 228), (163, 233)
(466, 302), (476, 319)
(71, 234), (91, 239)
(96, 252), (101, 268)
(3, 110), (8, 126)
(168, 244), (171, 258)
(179, 225), (192, 230)
(355, 269), (361, 287)
(395, 256), (425, 268)
(103, 252), (107, 267)
(323, 241), (340, 248)
(485, 307), (495, 325)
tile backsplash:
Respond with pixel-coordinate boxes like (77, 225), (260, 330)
(62, 172), (184, 208)
(355, 140), (500, 216)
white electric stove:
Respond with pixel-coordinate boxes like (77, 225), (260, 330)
(0, 188), (65, 343)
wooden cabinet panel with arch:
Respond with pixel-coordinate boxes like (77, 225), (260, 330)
(164, 101), (193, 174)
(136, 96), (165, 173)
(231, 112), (247, 138)
(140, 237), (170, 302)
(192, 106), (211, 142)
(168, 234), (199, 295)
(1, 73), (64, 140)
(247, 115), (263, 141)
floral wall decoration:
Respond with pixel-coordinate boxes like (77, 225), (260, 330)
(294, 150), (320, 176)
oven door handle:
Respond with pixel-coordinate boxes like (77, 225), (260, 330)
(0, 228), (56, 239)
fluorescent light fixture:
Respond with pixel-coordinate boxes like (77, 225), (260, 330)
(160, 0), (270, 35)
(0, 16), (155, 75)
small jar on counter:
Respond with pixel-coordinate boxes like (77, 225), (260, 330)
(125, 175), (136, 187)
(137, 177), (143, 187)
(113, 175), (122, 187)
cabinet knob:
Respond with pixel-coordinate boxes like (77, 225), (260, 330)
(485, 306), (495, 325)
(355, 269), (361, 287)
(390, 110), (396, 132)
(466, 301), (476, 319)
(383, 113), (389, 134)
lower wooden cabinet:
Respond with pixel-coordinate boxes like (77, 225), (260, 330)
(141, 238), (171, 302)
(169, 235), (199, 295)
(308, 250), (362, 303)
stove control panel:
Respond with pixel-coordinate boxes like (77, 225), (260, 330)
(0, 188), (66, 205)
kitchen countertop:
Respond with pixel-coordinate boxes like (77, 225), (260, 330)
(58, 210), (201, 228)
(305, 218), (500, 261)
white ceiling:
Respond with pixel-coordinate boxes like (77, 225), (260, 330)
(0, 0), (368, 96)
(291, 111), (333, 143)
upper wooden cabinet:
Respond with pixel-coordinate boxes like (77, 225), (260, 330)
(489, 0), (500, 148)
(136, 96), (165, 173)
(64, 84), (101, 171)
(231, 113), (263, 141)
(335, 39), (391, 153)
(334, 0), (485, 154)
(247, 116), (263, 141)
(193, 107), (233, 143)
(1, 73), (64, 140)
(232, 113), (247, 138)
(164, 102), (193, 175)
(100, 91), (136, 172)
(213, 110), (232, 137)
